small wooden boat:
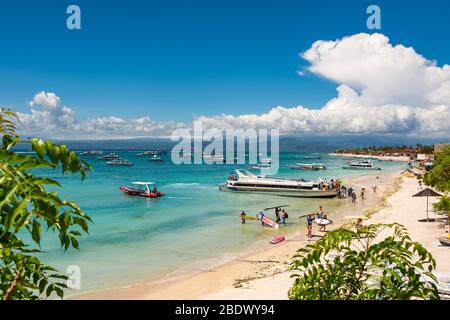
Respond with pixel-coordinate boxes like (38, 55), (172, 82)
(119, 182), (164, 198)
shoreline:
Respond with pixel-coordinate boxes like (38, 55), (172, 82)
(72, 171), (397, 300)
(329, 152), (411, 162)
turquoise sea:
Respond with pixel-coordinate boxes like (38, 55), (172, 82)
(32, 151), (407, 295)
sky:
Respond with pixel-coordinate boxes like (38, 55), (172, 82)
(0, 0), (449, 139)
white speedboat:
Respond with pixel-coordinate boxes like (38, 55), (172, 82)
(106, 159), (133, 166)
(137, 150), (161, 156)
(342, 160), (381, 170)
(218, 170), (338, 198)
(97, 153), (120, 160)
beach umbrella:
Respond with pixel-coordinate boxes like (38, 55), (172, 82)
(412, 188), (442, 222)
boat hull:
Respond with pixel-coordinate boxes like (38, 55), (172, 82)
(119, 186), (164, 198)
(218, 184), (337, 198)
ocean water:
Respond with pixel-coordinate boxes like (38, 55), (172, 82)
(30, 152), (407, 295)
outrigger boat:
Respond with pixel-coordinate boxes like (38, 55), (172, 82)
(289, 163), (326, 171)
(219, 170), (338, 198)
(119, 182), (164, 198)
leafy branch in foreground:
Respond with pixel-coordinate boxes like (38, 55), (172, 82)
(288, 223), (439, 300)
(1, 108), (92, 300)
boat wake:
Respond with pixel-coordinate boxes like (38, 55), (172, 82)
(167, 182), (203, 187)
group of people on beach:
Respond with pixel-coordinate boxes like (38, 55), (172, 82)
(241, 202), (364, 239)
(240, 206), (289, 225)
(305, 206), (329, 238)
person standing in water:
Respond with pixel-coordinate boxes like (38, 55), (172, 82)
(281, 209), (289, 225)
(275, 207), (281, 223)
(259, 211), (266, 226)
(240, 211), (246, 224)
(306, 213), (314, 238)
(317, 206), (324, 219)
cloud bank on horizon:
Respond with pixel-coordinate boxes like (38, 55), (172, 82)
(13, 33), (450, 139)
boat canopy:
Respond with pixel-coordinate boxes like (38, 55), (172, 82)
(235, 169), (257, 179)
(132, 181), (156, 185)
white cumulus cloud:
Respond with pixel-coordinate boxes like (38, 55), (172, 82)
(11, 33), (450, 139)
(16, 92), (186, 139)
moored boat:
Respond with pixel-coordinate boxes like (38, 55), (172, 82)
(289, 163), (326, 171)
(219, 170), (338, 198)
(80, 150), (103, 156)
(147, 155), (164, 163)
(137, 150), (161, 156)
(97, 153), (120, 160)
(106, 159), (133, 166)
(119, 182), (164, 198)
(342, 160), (381, 170)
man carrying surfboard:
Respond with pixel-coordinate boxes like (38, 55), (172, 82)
(240, 211), (246, 224)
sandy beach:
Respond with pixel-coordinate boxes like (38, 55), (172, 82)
(72, 171), (450, 300)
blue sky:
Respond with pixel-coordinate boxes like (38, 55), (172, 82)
(1, 0), (449, 123)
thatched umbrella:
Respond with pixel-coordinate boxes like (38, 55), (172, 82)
(412, 188), (442, 222)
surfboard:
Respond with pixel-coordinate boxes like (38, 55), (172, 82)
(270, 235), (285, 244)
(314, 218), (332, 225)
(256, 213), (280, 229)
(239, 216), (257, 220)
(264, 205), (289, 211)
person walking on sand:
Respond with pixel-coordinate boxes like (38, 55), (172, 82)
(319, 214), (328, 232)
(240, 211), (246, 224)
(360, 188), (366, 200)
(372, 186), (377, 194)
(306, 213), (314, 238)
(351, 192), (357, 204)
(281, 209), (289, 225)
(355, 218), (363, 231)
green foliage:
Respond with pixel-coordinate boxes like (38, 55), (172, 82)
(0, 109), (17, 135)
(336, 144), (431, 155)
(288, 223), (439, 300)
(0, 109), (91, 300)
(433, 195), (450, 215)
(424, 145), (450, 192)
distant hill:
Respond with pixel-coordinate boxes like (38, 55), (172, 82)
(12, 135), (448, 153)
